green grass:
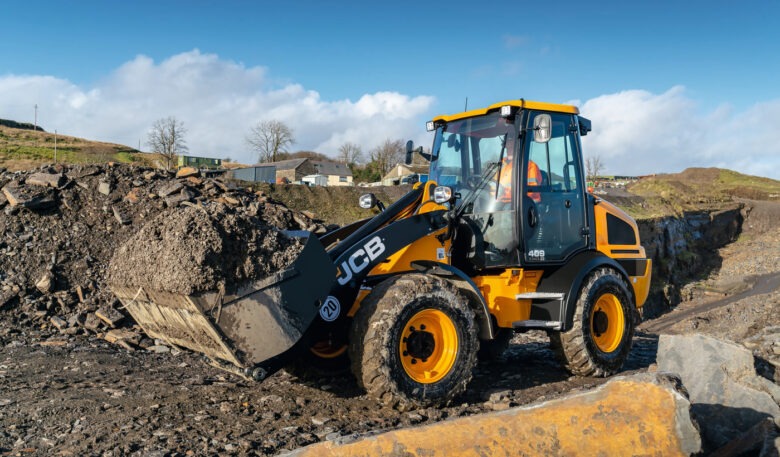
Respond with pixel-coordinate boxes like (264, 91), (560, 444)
(621, 167), (780, 219)
(0, 124), (159, 170)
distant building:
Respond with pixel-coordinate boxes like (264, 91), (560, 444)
(302, 174), (329, 186)
(177, 155), (222, 169)
(268, 158), (317, 183)
(382, 163), (429, 186)
(310, 160), (353, 186)
(228, 158), (353, 186)
(229, 165), (276, 183)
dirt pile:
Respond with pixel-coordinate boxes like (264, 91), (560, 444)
(107, 204), (304, 295)
(0, 163), (327, 346)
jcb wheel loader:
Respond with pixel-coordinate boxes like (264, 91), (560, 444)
(112, 99), (651, 409)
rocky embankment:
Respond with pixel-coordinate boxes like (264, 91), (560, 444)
(0, 164), (328, 347)
(638, 206), (744, 317)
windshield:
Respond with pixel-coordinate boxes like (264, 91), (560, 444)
(429, 111), (517, 204)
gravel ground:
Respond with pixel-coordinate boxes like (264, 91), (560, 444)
(1, 169), (777, 456)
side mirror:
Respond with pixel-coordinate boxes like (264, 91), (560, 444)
(533, 114), (552, 143)
(406, 140), (430, 165)
(578, 116), (592, 137)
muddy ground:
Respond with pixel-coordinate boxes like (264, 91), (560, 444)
(1, 172), (779, 455)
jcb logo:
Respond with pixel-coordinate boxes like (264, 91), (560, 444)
(336, 236), (386, 285)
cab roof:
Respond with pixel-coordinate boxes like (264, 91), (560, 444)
(432, 99), (579, 123)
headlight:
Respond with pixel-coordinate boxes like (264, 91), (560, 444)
(359, 193), (377, 209)
(433, 186), (453, 203)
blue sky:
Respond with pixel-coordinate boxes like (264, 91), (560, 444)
(2, 0), (780, 178)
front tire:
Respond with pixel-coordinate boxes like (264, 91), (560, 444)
(551, 268), (635, 377)
(349, 274), (479, 409)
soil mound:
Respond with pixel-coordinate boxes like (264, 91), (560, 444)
(0, 163), (328, 343)
(107, 204), (304, 294)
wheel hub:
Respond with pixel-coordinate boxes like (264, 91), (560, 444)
(590, 293), (625, 353)
(398, 308), (459, 383)
(405, 326), (435, 361)
(593, 309), (609, 336)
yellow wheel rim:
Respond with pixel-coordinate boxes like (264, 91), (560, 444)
(399, 309), (459, 384)
(590, 293), (625, 353)
(309, 341), (347, 359)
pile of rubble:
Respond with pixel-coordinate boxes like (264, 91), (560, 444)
(0, 163), (330, 348)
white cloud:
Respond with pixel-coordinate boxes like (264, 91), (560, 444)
(580, 86), (780, 179)
(0, 50), (435, 164)
(1, 53), (778, 180)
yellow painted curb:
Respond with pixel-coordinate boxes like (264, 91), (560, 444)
(289, 374), (700, 456)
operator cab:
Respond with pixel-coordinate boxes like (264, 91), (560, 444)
(425, 101), (591, 271)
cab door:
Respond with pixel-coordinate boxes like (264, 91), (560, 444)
(521, 112), (589, 264)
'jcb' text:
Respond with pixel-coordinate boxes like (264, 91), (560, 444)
(336, 236), (386, 285)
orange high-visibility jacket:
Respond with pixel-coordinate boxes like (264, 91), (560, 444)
(497, 159), (542, 203)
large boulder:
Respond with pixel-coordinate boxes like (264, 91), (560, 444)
(287, 373), (701, 457)
(657, 333), (780, 450)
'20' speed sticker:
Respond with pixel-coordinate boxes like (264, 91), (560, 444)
(319, 296), (341, 322)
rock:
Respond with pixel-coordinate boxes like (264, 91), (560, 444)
(26, 173), (66, 188)
(124, 190), (140, 204)
(164, 189), (193, 207)
(311, 417), (330, 426)
(112, 206), (131, 225)
(95, 306), (124, 327)
(147, 345), (170, 354)
(50, 316), (68, 330)
(158, 181), (184, 198)
(2, 183), (56, 210)
(75, 286), (85, 303)
(176, 167), (200, 178)
(36, 272), (55, 294)
(289, 373), (701, 457)
(657, 333), (780, 450)
(98, 180), (113, 196)
(82, 313), (103, 332)
(0, 289), (17, 309)
(222, 196), (240, 206)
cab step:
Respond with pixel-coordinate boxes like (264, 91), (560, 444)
(515, 292), (565, 300)
(512, 319), (562, 330)
(515, 292), (566, 330)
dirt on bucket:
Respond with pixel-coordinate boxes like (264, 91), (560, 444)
(107, 203), (305, 295)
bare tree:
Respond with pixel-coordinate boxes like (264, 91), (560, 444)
(246, 120), (295, 163)
(369, 139), (404, 176)
(337, 142), (363, 165)
(146, 117), (187, 170)
(585, 155), (604, 182)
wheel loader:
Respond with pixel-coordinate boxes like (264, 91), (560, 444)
(111, 99), (651, 408)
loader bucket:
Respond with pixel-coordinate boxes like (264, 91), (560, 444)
(111, 235), (336, 369)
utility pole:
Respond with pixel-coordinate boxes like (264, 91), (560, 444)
(34, 104), (38, 131)
(54, 130), (57, 162)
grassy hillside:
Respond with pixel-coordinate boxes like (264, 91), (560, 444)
(0, 125), (162, 170)
(617, 167), (780, 218)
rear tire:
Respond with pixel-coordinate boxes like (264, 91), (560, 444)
(551, 268), (634, 377)
(349, 274), (478, 409)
